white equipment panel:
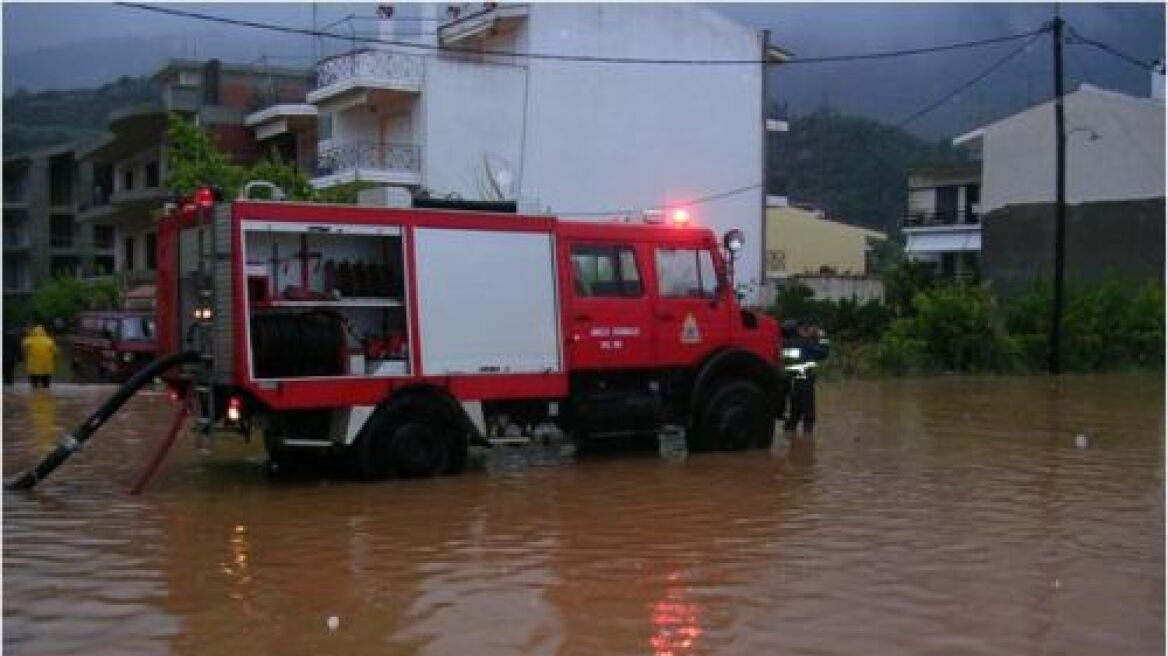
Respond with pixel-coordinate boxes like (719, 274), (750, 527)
(414, 228), (561, 375)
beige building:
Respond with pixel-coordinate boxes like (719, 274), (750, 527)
(765, 204), (886, 278)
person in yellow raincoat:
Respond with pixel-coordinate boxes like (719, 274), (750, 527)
(22, 325), (58, 389)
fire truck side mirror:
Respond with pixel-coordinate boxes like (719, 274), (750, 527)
(722, 229), (746, 257)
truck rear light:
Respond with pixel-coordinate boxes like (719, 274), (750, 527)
(226, 396), (243, 423)
(195, 187), (214, 209)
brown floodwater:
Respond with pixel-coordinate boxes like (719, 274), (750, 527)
(3, 375), (1164, 655)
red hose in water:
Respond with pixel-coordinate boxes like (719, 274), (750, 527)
(128, 394), (191, 495)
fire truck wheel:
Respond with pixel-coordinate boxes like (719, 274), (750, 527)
(358, 400), (468, 478)
(697, 380), (774, 451)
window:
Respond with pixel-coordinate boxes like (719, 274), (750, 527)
(50, 256), (79, 277)
(570, 245), (642, 298)
(122, 168), (134, 192)
(94, 255), (115, 275)
(50, 215), (74, 248)
(94, 225), (115, 250)
(124, 236), (135, 271)
(145, 162), (160, 188)
(656, 248), (718, 299)
(121, 317), (155, 341)
(146, 232), (157, 270)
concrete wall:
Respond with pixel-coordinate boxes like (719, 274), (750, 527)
(981, 85), (1165, 213)
(981, 197), (1166, 297)
(764, 206), (885, 276)
(520, 4), (765, 295)
(419, 58), (526, 199)
(789, 274), (885, 304)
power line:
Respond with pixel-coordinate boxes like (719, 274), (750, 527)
(1066, 25), (1165, 74)
(560, 183), (762, 217)
(896, 27), (1048, 128)
(115, 2), (1044, 67)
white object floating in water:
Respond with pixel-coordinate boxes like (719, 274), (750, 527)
(1074, 434), (1089, 449)
(326, 615), (340, 632)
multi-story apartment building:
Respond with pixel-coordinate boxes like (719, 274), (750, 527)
(77, 59), (312, 290)
(278, 3), (785, 298)
(902, 163), (982, 280)
(3, 143), (113, 306)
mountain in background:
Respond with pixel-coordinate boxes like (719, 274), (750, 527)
(3, 76), (157, 156)
(768, 109), (970, 233)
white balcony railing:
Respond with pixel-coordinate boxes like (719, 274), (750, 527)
(314, 49), (424, 91)
(316, 142), (421, 177)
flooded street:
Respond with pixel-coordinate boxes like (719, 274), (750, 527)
(3, 375), (1163, 655)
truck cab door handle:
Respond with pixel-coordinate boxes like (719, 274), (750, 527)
(574, 314), (591, 322)
(657, 313), (676, 321)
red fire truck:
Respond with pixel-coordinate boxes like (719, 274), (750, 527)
(153, 188), (814, 478)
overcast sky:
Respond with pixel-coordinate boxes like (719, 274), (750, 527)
(3, 2), (1164, 139)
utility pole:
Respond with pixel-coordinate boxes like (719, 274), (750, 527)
(1049, 14), (1067, 375)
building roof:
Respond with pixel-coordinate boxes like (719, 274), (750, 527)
(767, 205), (887, 240)
(150, 58), (311, 83)
(952, 83), (1162, 149)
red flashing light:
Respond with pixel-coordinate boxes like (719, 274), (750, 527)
(195, 187), (214, 209)
(670, 208), (690, 226)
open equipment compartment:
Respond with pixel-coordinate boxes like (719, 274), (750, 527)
(241, 220), (411, 380)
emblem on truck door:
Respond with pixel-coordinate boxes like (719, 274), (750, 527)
(680, 313), (702, 344)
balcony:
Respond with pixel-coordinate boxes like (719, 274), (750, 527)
(903, 209), (980, 228)
(308, 50), (424, 111)
(439, 4), (529, 46)
(245, 101), (317, 141)
(311, 141), (422, 189)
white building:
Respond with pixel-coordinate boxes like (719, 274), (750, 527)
(284, 3), (786, 298)
(902, 163), (982, 280)
(903, 82), (1165, 283)
(954, 83), (1165, 212)
(948, 83), (1165, 291)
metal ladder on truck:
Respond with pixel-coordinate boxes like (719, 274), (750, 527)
(189, 205), (221, 440)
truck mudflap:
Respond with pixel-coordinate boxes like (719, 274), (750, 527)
(778, 362), (816, 432)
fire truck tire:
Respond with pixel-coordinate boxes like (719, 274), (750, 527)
(695, 380), (774, 451)
(356, 399), (468, 478)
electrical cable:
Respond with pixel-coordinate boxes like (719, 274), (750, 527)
(896, 28), (1048, 128)
(115, 2), (1045, 67)
(559, 183), (762, 218)
(1066, 25), (1165, 74)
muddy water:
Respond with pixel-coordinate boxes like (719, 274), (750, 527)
(3, 375), (1163, 656)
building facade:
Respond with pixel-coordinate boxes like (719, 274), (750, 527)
(3, 143), (112, 306)
(764, 201), (886, 303)
(295, 3), (784, 299)
(78, 59), (311, 289)
(902, 163), (982, 280)
(952, 83), (1165, 294)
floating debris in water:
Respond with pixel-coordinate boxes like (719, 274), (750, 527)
(1074, 434), (1089, 449)
(326, 615), (340, 631)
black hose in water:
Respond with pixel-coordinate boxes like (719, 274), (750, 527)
(5, 350), (202, 491)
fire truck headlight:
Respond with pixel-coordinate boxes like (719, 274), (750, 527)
(782, 347), (802, 360)
(193, 307), (213, 321)
(723, 228), (746, 254)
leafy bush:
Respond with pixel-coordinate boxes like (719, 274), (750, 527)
(871, 319), (928, 376)
(1005, 278), (1165, 372)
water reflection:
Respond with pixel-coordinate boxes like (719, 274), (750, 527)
(3, 375), (1164, 656)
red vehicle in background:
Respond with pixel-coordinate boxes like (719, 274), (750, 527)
(68, 311), (158, 383)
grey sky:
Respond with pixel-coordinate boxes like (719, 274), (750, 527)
(3, 2), (1163, 139)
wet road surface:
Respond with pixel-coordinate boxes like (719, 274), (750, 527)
(3, 375), (1163, 655)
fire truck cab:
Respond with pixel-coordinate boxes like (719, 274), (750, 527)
(157, 191), (813, 478)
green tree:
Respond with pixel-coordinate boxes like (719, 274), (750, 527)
(165, 113), (246, 198)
